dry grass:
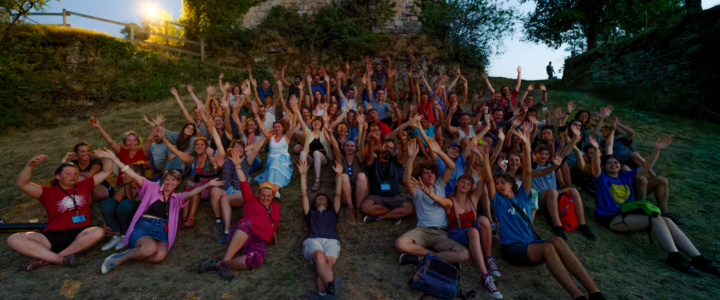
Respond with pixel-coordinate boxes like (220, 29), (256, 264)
(1, 86), (720, 299)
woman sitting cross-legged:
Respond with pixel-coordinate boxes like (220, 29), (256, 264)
(406, 140), (502, 299)
(482, 129), (606, 300)
(299, 159), (345, 298)
(197, 151), (281, 281)
(587, 135), (719, 276)
(100, 152), (223, 274)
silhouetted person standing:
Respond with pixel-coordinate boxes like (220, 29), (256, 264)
(546, 62), (555, 79)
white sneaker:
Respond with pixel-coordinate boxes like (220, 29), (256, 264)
(114, 235), (127, 250)
(101, 236), (122, 251)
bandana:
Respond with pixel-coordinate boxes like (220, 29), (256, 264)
(259, 182), (276, 197)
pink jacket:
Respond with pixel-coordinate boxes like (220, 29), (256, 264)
(123, 178), (188, 250)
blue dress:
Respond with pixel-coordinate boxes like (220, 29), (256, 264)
(254, 136), (293, 188)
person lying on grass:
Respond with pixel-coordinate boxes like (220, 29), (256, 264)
(100, 151), (223, 274)
(9, 151), (113, 271)
(404, 140), (502, 299)
(482, 129), (606, 300)
(197, 150), (281, 281)
(299, 159), (345, 298)
(587, 135), (719, 277)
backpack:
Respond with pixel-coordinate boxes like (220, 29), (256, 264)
(408, 254), (476, 299)
(558, 191), (578, 232)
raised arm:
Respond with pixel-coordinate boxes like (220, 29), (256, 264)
(91, 149), (119, 185)
(284, 112), (297, 142)
(589, 137), (602, 178)
(89, 118), (122, 154)
(299, 159), (310, 215)
(16, 155), (48, 199)
(589, 105), (613, 139)
(636, 136), (671, 177)
(514, 66), (522, 92)
(489, 127), (505, 164)
(481, 72), (495, 94)
(403, 140), (419, 195)
(357, 114), (367, 162)
(332, 160), (343, 213)
(100, 150), (145, 188)
(171, 87), (194, 123)
(186, 178), (224, 199)
(280, 64), (292, 86)
(159, 128), (193, 164)
(459, 75), (469, 107)
(428, 138), (455, 184)
(614, 117), (636, 141)
(518, 129), (532, 195)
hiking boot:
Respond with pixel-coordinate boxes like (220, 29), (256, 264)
(218, 261), (234, 281)
(666, 254), (702, 277)
(662, 213), (684, 225)
(481, 273), (503, 299)
(328, 277), (343, 297)
(363, 215), (381, 223)
(399, 253), (419, 265)
(578, 225), (597, 241)
(101, 235), (123, 251)
(485, 256), (501, 277)
(214, 219), (223, 235)
(101, 250), (129, 274)
(551, 226), (567, 240)
(346, 208), (357, 225)
(198, 255), (221, 273)
(216, 233), (229, 245)
(589, 292), (607, 300)
(691, 256), (720, 276)
(62, 254), (77, 267)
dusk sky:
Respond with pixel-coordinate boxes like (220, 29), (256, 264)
(31, 0), (720, 80)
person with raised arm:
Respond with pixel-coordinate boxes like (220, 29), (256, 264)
(89, 117), (149, 186)
(171, 86), (210, 138)
(99, 150), (223, 274)
(197, 151), (281, 281)
(484, 129), (606, 300)
(328, 113), (369, 224)
(299, 159), (345, 298)
(403, 140), (502, 299)
(144, 112), (197, 175)
(60, 141), (113, 202)
(393, 139), (457, 257)
(9, 151), (113, 271)
(254, 110), (297, 196)
(588, 135), (718, 276)
(295, 99), (334, 192)
(481, 66), (522, 108)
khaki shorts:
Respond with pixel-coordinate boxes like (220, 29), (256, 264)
(401, 227), (464, 252)
(365, 194), (410, 209)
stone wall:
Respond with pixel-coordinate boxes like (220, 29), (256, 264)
(562, 6), (720, 115)
(241, 0), (422, 36)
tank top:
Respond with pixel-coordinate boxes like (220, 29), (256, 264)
(448, 196), (476, 230)
(456, 125), (475, 143)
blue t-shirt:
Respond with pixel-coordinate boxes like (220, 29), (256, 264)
(256, 87), (273, 105)
(492, 184), (537, 245)
(531, 163), (557, 194)
(593, 168), (638, 216)
(149, 143), (168, 171)
(436, 154), (466, 197)
(361, 88), (379, 104)
(429, 90), (448, 111)
(412, 179), (448, 228)
(600, 137), (633, 161)
(413, 125), (436, 147)
(366, 100), (391, 120)
(311, 83), (326, 96)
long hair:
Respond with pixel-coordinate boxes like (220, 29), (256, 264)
(73, 142), (90, 154)
(177, 123), (197, 151)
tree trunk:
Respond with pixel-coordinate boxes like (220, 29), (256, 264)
(685, 0), (702, 12)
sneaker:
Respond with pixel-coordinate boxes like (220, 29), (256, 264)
(481, 273), (503, 299)
(311, 179), (321, 192)
(346, 208), (356, 225)
(666, 254), (702, 277)
(328, 277), (343, 297)
(485, 256), (501, 277)
(356, 210), (366, 224)
(578, 225), (597, 241)
(398, 253), (419, 265)
(589, 292), (607, 300)
(363, 215), (381, 223)
(114, 235), (127, 250)
(691, 256), (720, 276)
(491, 222), (500, 238)
(393, 218), (402, 225)
(551, 226), (567, 240)
(216, 233), (229, 245)
(101, 250), (129, 274)
(198, 255), (221, 273)
(218, 261), (234, 281)
(62, 254), (77, 267)
(101, 236), (123, 251)
(214, 219), (223, 235)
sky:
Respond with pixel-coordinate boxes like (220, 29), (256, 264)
(31, 0), (720, 80)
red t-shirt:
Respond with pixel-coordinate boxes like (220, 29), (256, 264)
(377, 121), (391, 138)
(38, 177), (95, 231)
(500, 89), (518, 108)
(418, 102), (436, 124)
(116, 147), (148, 185)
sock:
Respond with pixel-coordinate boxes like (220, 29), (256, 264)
(224, 230), (230, 234)
(215, 218), (221, 223)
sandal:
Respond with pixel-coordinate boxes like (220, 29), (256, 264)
(183, 219), (195, 228)
(24, 259), (45, 272)
(311, 179), (321, 192)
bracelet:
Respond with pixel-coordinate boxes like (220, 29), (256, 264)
(121, 165), (129, 172)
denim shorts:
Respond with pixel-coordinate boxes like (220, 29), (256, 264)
(129, 217), (168, 248)
(448, 221), (480, 247)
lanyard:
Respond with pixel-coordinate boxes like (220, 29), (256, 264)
(162, 190), (173, 219)
(58, 187), (79, 213)
(266, 205), (274, 229)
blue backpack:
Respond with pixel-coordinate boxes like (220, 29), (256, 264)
(409, 254), (475, 299)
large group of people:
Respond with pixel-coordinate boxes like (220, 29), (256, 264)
(6, 58), (719, 300)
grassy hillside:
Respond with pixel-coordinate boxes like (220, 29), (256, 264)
(1, 82), (719, 299)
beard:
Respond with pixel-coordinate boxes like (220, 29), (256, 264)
(380, 150), (392, 160)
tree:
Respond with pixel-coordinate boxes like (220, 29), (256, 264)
(1, 0), (55, 25)
(522, 0), (685, 51)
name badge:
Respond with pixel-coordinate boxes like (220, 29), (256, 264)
(72, 215), (86, 223)
(380, 183), (391, 191)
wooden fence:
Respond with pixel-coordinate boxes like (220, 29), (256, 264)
(16, 9), (204, 61)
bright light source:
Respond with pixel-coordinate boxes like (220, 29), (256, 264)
(145, 6), (157, 19)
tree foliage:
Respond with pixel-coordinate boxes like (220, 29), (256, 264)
(179, 0), (260, 41)
(419, 0), (516, 70)
(522, 0), (687, 51)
